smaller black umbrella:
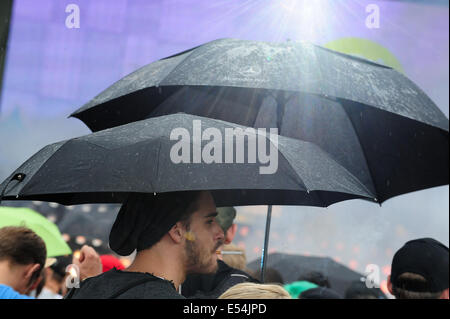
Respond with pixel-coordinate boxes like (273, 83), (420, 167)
(248, 252), (368, 296)
(0, 113), (374, 206)
(0, 113), (376, 281)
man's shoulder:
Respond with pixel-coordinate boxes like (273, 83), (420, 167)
(118, 279), (185, 299)
(0, 284), (34, 299)
(67, 269), (184, 299)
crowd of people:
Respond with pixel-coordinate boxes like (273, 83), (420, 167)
(0, 191), (448, 299)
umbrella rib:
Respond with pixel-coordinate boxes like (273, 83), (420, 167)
(281, 140), (370, 204)
(341, 105), (379, 201)
(280, 137), (376, 201)
(158, 49), (198, 86)
(13, 141), (67, 198)
(272, 140), (310, 193)
(314, 144), (376, 199)
(154, 140), (162, 192)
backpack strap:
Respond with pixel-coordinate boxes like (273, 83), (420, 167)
(107, 277), (157, 299)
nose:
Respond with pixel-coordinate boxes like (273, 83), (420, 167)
(213, 220), (225, 242)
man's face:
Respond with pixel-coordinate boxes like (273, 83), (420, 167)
(184, 192), (224, 274)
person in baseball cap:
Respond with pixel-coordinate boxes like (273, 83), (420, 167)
(215, 207), (237, 245)
(387, 238), (449, 299)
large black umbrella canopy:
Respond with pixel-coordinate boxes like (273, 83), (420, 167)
(0, 113), (374, 206)
(71, 38), (449, 204)
(247, 252), (382, 297)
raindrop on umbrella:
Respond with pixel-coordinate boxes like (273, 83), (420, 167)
(82, 205), (91, 213)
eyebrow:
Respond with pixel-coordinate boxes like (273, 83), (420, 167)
(204, 212), (218, 219)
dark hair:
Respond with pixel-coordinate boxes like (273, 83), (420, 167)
(50, 256), (72, 283)
(345, 280), (386, 299)
(252, 267), (284, 284)
(297, 271), (330, 288)
(110, 191), (206, 255)
(0, 226), (47, 285)
(136, 191), (203, 250)
(392, 273), (443, 299)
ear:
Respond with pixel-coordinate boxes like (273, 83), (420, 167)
(224, 223), (238, 244)
(168, 222), (185, 244)
(24, 264), (41, 290)
(387, 275), (393, 295)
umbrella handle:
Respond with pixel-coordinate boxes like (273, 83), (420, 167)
(0, 173), (26, 204)
(260, 204), (272, 283)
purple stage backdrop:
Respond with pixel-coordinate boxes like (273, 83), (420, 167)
(0, 0), (448, 296)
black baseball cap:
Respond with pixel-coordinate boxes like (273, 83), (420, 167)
(215, 207), (236, 233)
(391, 238), (449, 292)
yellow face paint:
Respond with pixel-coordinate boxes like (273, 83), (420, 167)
(185, 231), (196, 242)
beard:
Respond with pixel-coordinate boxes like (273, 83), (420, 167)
(185, 238), (223, 275)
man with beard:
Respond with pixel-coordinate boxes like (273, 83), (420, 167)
(181, 207), (259, 299)
(66, 191), (224, 299)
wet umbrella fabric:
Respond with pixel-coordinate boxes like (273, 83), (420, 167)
(0, 113), (374, 206)
(247, 252), (367, 296)
(0, 206), (72, 257)
(71, 38), (449, 204)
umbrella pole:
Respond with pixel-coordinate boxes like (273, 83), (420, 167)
(260, 204), (272, 283)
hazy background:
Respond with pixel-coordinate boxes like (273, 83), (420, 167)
(0, 0), (448, 294)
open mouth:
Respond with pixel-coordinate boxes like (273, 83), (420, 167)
(213, 241), (224, 254)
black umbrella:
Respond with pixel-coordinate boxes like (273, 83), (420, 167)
(57, 206), (118, 242)
(0, 113), (374, 206)
(247, 252), (383, 297)
(71, 38), (449, 204)
(69, 39), (449, 282)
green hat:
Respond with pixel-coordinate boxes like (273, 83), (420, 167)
(283, 281), (319, 299)
(216, 207), (236, 233)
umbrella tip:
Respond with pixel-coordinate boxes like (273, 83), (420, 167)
(0, 173), (26, 203)
(374, 198), (382, 207)
(15, 173), (26, 182)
